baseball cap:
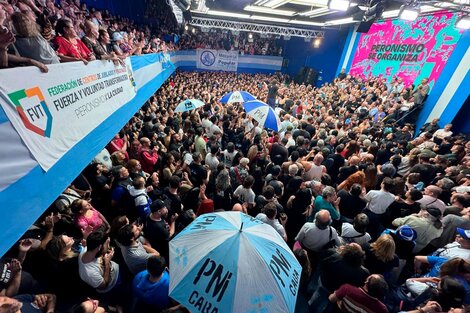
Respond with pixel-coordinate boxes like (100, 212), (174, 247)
(457, 228), (470, 240)
(395, 225), (417, 242)
(150, 199), (166, 213)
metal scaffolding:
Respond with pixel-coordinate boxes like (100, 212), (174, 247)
(188, 17), (325, 39)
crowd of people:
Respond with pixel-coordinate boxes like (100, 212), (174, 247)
(178, 29), (283, 56)
(1, 65), (469, 313)
(0, 0), (282, 74)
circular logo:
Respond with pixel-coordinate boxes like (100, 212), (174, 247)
(200, 51), (216, 66)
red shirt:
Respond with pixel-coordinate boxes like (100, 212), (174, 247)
(138, 147), (158, 173)
(55, 36), (92, 60)
(335, 284), (388, 313)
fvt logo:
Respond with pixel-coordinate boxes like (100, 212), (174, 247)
(8, 87), (53, 137)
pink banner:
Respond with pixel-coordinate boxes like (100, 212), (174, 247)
(349, 12), (464, 89)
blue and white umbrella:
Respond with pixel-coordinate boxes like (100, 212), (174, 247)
(174, 99), (205, 113)
(220, 91), (257, 104)
(169, 211), (301, 313)
(243, 100), (282, 132)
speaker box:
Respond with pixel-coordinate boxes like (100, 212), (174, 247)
(356, 20), (374, 33)
(282, 59), (289, 68)
(294, 67), (306, 84)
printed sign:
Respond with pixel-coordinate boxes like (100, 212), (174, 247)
(0, 59), (137, 171)
(349, 12), (464, 88)
(196, 49), (239, 72)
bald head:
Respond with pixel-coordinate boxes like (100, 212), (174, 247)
(316, 210), (331, 224)
(349, 156), (360, 166)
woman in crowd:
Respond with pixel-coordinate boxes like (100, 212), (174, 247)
(54, 18), (95, 63)
(71, 199), (110, 233)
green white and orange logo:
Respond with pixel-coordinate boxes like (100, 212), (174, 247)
(8, 87), (53, 137)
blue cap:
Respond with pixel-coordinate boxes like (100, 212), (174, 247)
(396, 225), (417, 242)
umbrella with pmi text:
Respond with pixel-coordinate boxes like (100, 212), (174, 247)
(220, 91), (257, 104)
(174, 99), (205, 113)
(243, 100), (282, 132)
(169, 211), (301, 313)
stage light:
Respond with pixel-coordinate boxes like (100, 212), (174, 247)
(248, 33), (253, 39)
(456, 16), (470, 29)
(329, 0), (351, 11)
(191, 27), (196, 33)
(184, 24), (189, 31)
(313, 38), (321, 48)
(399, 5), (420, 21)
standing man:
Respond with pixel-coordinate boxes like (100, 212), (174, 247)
(412, 78), (430, 106)
(266, 79), (279, 109)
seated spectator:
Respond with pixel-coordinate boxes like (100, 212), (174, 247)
(54, 18), (95, 63)
(11, 12), (60, 64)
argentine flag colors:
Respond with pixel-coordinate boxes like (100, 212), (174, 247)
(169, 211), (301, 313)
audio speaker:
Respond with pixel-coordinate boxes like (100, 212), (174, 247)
(356, 20), (374, 33)
(282, 59), (289, 68)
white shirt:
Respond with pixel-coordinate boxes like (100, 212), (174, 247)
(340, 223), (371, 246)
(234, 186), (255, 204)
(78, 247), (119, 293)
(433, 242), (470, 260)
(417, 195), (446, 214)
(365, 190), (395, 214)
(205, 153), (220, 172)
(255, 213), (286, 239)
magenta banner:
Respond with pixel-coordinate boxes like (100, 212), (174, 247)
(349, 12), (464, 89)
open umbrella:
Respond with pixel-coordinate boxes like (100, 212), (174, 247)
(243, 100), (282, 132)
(169, 211), (301, 313)
(220, 91), (257, 104)
(174, 99), (205, 113)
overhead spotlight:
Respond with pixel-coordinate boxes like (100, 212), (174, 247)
(248, 33), (253, 39)
(184, 24), (189, 31)
(313, 38), (321, 48)
(399, 4), (420, 21)
(191, 27), (196, 33)
(304, 37), (311, 42)
(329, 0), (351, 11)
(456, 15), (470, 29)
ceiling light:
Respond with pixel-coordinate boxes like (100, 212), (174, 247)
(329, 0), (351, 11)
(192, 28), (196, 33)
(204, 10), (251, 19)
(290, 0), (329, 6)
(399, 5), (420, 21)
(251, 15), (290, 22)
(313, 38), (321, 48)
(248, 33), (253, 39)
(381, 9), (399, 18)
(299, 8), (330, 16)
(325, 17), (355, 25)
(456, 15), (470, 29)
(289, 19), (324, 26)
(263, 0), (289, 8)
(244, 5), (296, 16)
(184, 24), (189, 30)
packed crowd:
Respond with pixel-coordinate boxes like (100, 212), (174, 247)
(178, 29), (283, 56)
(1, 64), (470, 313)
(0, 0), (179, 73)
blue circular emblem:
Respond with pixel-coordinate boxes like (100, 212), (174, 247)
(201, 51), (216, 66)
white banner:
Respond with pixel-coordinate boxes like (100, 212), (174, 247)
(196, 49), (239, 72)
(0, 59), (137, 171)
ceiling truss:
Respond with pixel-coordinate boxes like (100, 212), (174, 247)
(189, 17), (325, 38)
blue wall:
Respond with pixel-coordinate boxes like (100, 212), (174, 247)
(281, 29), (349, 85)
(83, 0), (146, 23)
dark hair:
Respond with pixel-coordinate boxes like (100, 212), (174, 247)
(353, 213), (369, 233)
(147, 255), (166, 277)
(409, 188), (423, 201)
(243, 175), (255, 188)
(407, 173), (421, 184)
(263, 185), (275, 200)
(366, 275), (389, 300)
(434, 276), (466, 311)
(116, 224), (134, 246)
(290, 151), (300, 162)
(382, 177), (395, 192)
(350, 183), (362, 196)
(55, 18), (71, 36)
(86, 231), (107, 251)
(264, 202), (277, 219)
(169, 175), (180, 189)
